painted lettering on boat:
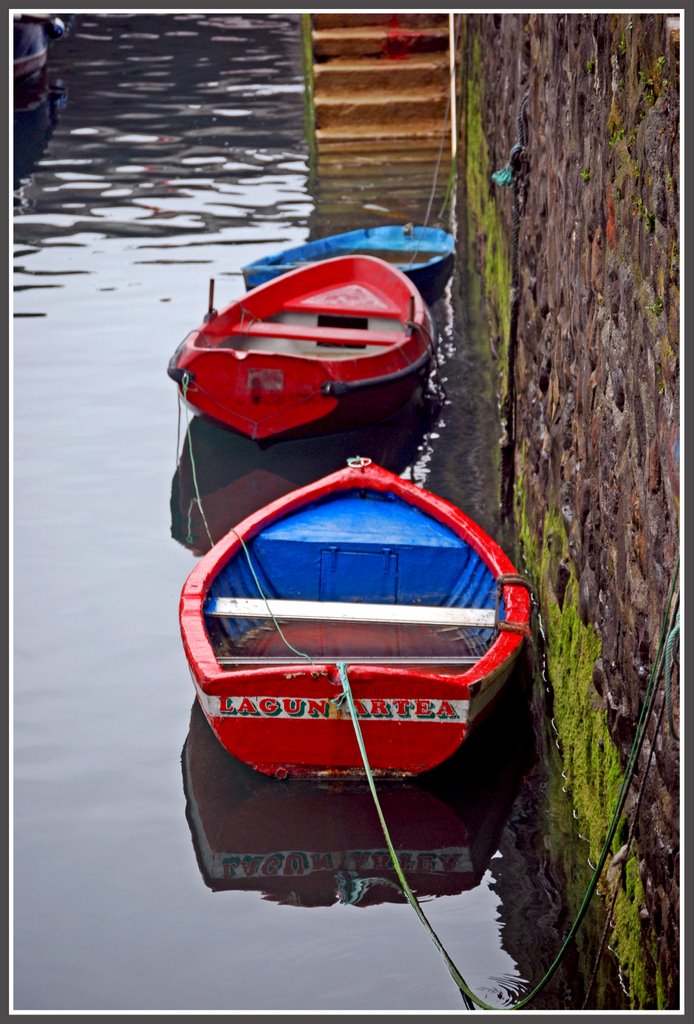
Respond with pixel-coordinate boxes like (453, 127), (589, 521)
(218, 695), (466, 720)
(217, 847), (473, 880)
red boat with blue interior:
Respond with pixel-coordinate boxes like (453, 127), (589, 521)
(167, 255), (437, 442)
(178, 459), (531, 779)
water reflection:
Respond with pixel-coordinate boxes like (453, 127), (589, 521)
(13, 70), (68, 192)
(13, 11), (309, 252)
(171, 396), (439, 554)
(12, 11), (626, 1011)
(181, 682), (534, 908)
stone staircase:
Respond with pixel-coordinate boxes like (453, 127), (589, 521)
(305, 13), (458, 234)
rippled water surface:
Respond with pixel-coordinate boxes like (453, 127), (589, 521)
(13, 13), (626, 1012)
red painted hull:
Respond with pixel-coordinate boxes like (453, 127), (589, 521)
(178, 462), (531, 779)
(167, 255), (436, 441)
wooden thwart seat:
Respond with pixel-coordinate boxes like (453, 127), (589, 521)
(227, 320), (404, 347)
(205, 596), (498, 628)
(216, 654), (480, 665)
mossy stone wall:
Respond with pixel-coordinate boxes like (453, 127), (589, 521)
(460, 12), (679, 1008)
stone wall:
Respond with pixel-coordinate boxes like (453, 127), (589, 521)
(459, 11), (680, 1009)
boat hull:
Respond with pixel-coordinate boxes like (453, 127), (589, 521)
(241, 225), (455, 306)
(178, 462), (531, 779)
(191, 648), (522, 779)
(168, 255), (437, 441)
(13, 14), (64, 80)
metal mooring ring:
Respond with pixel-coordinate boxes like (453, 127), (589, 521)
(346, 456), (372, 468)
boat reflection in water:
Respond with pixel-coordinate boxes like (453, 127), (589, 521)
(181, 679), (534, 907)
(171, 395), (438, 556)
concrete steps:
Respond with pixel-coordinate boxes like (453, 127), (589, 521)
(316, 141), (452, 168)
(317, 123), (454, 148)
(315, 91), (449, 131)
(312, 25), (450, 60)
(305, 13), (457, 230)
(313, 53), (450, 95)
(312, 13), (450, 31)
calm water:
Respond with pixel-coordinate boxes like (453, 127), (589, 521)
(12, 13), (625, 1012)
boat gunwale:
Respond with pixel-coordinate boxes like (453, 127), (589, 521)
(175, 254), (429, 369)
(241, 225), (455, 280)
(168, 256), (435, 439)
(180, 463), (531, 694)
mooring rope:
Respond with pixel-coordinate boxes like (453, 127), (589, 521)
(418, 13), (462, 235)
(664, 607), (680, 740)
(180, 372), (214, 550)
(178, 378), (316, 663)
(336, 558), (680, 1009)
(334, 662), (475, 1010)
(231, 527), (316, 665)
(176, 378), (681, 1007)
(582, 575), (680, 1006)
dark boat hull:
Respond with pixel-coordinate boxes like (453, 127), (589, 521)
(170, 396), (434, 554)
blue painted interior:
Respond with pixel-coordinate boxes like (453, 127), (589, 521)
(206, 489), (502, 641)
(242, 225), (454, 288)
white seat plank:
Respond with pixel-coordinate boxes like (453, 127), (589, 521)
(217, 655), (480, 666)
(205, 597), (497, 628)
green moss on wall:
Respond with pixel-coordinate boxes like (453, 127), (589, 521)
(514, 473), (657, 1006)
(463, 35), (511, 391)
(612, 857), (658, 1008)
(517, 499), (624, 861)
(542, 533), (623, 861)
(462, 13), (677, 1000)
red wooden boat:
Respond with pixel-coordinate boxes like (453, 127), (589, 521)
(178, 459), (531, 779)
(167, 255), (437, 441)
(182, 700), (526, 905)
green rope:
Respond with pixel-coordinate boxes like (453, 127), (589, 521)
(491, 164), (515, 187)
(181, 373), (214, 550)
(491, 96), (529, 190)
(229, 528), (315, 666)
(664, 607), (680, 739)
(336, 663), (476, 1010)
(337, 557), (680, 1009)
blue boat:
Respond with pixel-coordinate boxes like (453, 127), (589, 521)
(242, 225), (455, 305)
